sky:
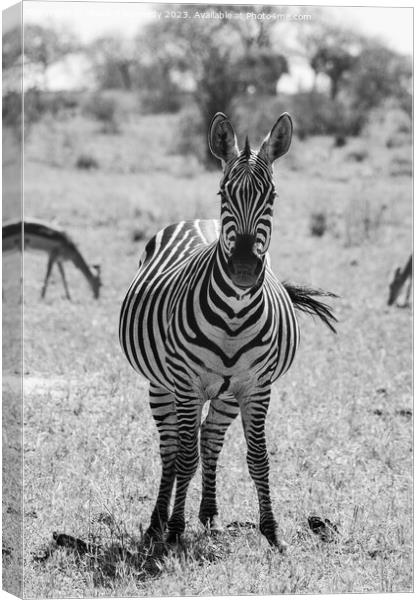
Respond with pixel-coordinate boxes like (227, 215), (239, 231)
(20, 1), (413, 56)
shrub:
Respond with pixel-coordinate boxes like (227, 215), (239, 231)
(76, 154), (99, 170)
(389, 156), (412, 177)
(82, 93), (120, 134)
(290, 92), (365, 139)
(334, 135), (347, 147)
(170, 106), (207, 164)
(346, 149), (369, 163)
(38, 91), (80, 116)
(3, 91), (22, 131)
(343, 196), (387, 247)
(139, 88), (183, 115)
(309, 212), (327, 237)
(386, 134), (409, 149)
(232, 92), (364, 144)
(364, 102), (412, 147)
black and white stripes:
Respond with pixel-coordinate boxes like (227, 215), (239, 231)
(119, 113), (327, 549)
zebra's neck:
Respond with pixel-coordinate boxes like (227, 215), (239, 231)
(190, 241), (266, 337)
(197, 241), (265, 315)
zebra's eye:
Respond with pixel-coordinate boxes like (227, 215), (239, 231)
(224, 230), (236, 253)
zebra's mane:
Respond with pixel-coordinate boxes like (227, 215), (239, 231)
(282, 282), (338, 334)
(243, 136), (251, 159)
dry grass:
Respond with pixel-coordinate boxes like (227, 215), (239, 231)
(2, 107), (412, 596)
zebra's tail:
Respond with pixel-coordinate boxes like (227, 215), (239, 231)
(282, 282), (338, 334)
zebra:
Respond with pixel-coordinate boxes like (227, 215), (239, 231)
(119, 112), (337, 550)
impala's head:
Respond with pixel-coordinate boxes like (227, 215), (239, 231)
(209, 112), (292, 290)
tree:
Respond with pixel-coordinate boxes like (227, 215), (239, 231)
(134, 4), (289, 167)
(3, 26), (22, 71)
(299, 23), (361, 99)
(236, 48), (288, 96)
(297, 20), (412, 136)
(310, 45), (356, 100)
(89, 35), (136, 90)
(349, 42), (412, 115)
(3, 24), (79, 139)
(23, 24), (79, 89)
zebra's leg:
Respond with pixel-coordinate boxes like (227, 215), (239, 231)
(41, 252), (56, 299)
(199, 395), (240, 531)
(145, 384), (178, 541)
(166, 393), (202, 544)
(240, 386), (286, 551)
(56, 260), (71, 300)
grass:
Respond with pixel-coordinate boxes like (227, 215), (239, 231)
(2, 106), (412, 596)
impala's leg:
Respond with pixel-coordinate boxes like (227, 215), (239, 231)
(56, 260), (71, 300)
(145, 383), (178, 541)
(199, 395), (239, 531)
(240, 385), (285, 550)
(166, 391), (202, 544)
(41, 252), (56, 299)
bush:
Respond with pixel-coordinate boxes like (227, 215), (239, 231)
(232, 95), (286, 146)
(334, 135), (347, 147)
(139, 88), (183, 115)
(363, 102), (412, 147)
(346, 149), (369, 163)
(386, 134), (409, 149)
(76, 154), (99, 170)
(232, 92), (365, 145)
(389, 155), (412, 177)
(309, 212), (327, 237)
(82, 93), (120, 133)
(290, 92), (365, 139)
(3, 91), (23, 130)
(4, 89), (83, 140)
(38, 91), (80, 116)
(170, 106), (207, 164)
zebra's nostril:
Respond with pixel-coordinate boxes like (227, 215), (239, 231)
(232, 262), (256, 276)
(227, 253), (263, 289)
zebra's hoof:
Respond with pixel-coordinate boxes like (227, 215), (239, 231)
(200, 514), (223, 534)
(166, 531), (183, 545)
(261, 521), (287, 552)
(144, 526), (165, 546)
(209, 516), (224, 535)
(265, 535), (288, 552)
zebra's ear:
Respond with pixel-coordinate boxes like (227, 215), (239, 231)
(258, 113), (293, 164)
(209, 113), (239, 165)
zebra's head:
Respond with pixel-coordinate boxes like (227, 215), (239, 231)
(209, 112), (292, 290)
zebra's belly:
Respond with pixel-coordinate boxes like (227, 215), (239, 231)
(119, 283), (175, 391)
(165, 323), (281, 399)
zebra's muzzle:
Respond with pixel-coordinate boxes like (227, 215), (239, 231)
(227, 234), (263, 289)
(227, 251), (263, 288)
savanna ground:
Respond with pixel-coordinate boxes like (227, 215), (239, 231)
(2, 99), (412, 596)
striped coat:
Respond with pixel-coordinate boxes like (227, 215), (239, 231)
(119, 113), (336, 549)
(120, 218), (299, 396)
